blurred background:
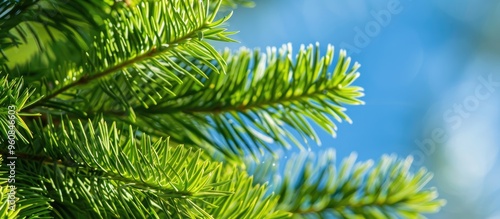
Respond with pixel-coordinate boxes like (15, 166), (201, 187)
(217, 0), (500, 218)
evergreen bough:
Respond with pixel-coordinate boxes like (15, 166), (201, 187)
(0, 0), (445, 218)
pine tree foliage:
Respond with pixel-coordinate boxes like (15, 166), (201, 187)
(125, 44), (364, 159)
(25, 117), (288, 218)
(0, 76), (39, 143)
(247, 152), (445, 218)
(0, 0), (121, 71)
(17, 0), (234, 111)
(0, 0), (444, 218)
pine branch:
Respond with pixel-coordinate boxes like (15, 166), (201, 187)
(1, 1), (446, 218)
(23, 0), (235, 113)
(0, 156), (54, 218)
(247, 151), (446, 218)
(102, 43), (365, 159)
(26, 28), (200, 110)
(0, 0), (119, 71)
(9, 117), (287, 218)
(0, 76), (40, 143)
